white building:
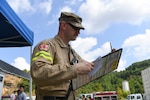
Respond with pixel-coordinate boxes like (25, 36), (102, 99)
(141, 67), (150, 100)
(122, 80), (130, 92)
(0, 72), (5, 99)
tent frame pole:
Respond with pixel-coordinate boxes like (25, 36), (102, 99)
(29, 46), (32, 100)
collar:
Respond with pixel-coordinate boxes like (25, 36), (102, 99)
(54, 35), (71, 48)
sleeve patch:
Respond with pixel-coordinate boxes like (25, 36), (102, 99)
(39, 42), (50, 51)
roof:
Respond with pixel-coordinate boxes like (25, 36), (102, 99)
(0, 0), (34, 47)
(0, 59), (30, 79)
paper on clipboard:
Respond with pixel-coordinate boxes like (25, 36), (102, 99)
(88, 56), (103, 76)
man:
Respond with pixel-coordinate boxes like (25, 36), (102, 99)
(16, 85), (26, 100)
(10, 90), (16, 100)
(31, 12), (94, 100)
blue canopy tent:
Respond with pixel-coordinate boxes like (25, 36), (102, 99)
(0, 0), (33, 47)
(0, 0), (34, 99)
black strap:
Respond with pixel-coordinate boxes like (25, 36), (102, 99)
(66, 80), (73, 99)
(67, 47), (77, 100)
(69, 47), (78, 65)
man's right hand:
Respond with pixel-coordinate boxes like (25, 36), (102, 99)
(74, 61), (94, 75)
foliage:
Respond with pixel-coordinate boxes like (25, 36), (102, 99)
(116, 87), (130, 100)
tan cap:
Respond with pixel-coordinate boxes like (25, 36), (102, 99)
(59, 12), (84, 30)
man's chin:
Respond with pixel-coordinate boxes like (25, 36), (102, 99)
(71, 38), (76, 41)
(72, 36), (77, 41)
(70, 37), (77, 41)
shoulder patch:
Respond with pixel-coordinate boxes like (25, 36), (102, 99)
(39, 42), (50, 51)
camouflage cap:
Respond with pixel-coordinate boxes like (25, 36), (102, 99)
(59, 12), (85, 30)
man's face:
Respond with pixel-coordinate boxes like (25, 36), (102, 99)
(20, 87), (24, 92)
(66, 22), (80, 41)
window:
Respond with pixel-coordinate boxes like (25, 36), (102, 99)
(0, 76), (3, 82)
(131, 96), (135, 99)
(103, 96), (110, 100)
(137, 95), (141, 99)
(111, 96), (117, 100)
(95, 97), (102, 100)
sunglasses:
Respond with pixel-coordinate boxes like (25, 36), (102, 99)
(68, 23), (80, 31)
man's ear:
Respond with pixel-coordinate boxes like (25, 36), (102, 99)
(60, 21), (67, 30)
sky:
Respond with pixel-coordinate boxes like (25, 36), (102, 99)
(1, 0), (150, 72)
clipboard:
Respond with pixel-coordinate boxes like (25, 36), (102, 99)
(72, 48), (123, 90)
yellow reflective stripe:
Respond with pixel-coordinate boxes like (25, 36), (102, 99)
(35, 51), (50, 56)
(32, 51), (53, 62)
(32, 54), (53, 62)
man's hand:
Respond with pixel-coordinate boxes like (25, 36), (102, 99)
(75, 61), (94, 75)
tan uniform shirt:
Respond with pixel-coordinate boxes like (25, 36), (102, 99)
(31, 35), (84, 100)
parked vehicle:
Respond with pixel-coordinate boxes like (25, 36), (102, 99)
(78, 93), (93, 100)
(78, 91), (118, 100)
(1, 96), (11, 100)
(26, 96), (36, 100)
(93, 91), (118, 100)
(126, 93), (143, 100)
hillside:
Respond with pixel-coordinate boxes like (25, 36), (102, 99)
(2, 74), (22, 96)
